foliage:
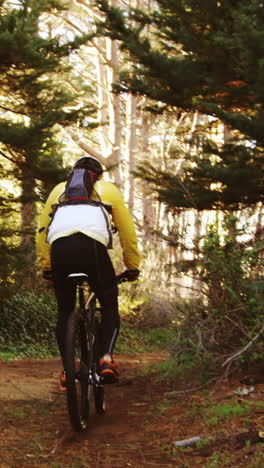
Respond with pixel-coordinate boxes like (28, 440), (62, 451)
(96, 0), (264, 208)
(115, 323), (171, 355)
(143, 327), (176, 349)
(118, 249), (181, 330)
(0, 0), (95, 192)
(0, 289), (58, 357)
(202, 399), (254, 426)
(0, 283), (175, 358)
(97, 0), (264, 139)
(167, 215), (264, 374)
(134, 138), (264, 211)
(118, 279), (146, 320)
(0, 0), (98, 285)
(0, 184), (21, 295)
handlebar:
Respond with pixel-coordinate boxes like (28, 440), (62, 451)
(116, 269), (140, 284)
(43, 269), (139, 285)
(116, 271), (129, 284)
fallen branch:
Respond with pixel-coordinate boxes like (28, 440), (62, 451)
(222, 323), (264, 368)
(173, 436), (201, 447)
(164, 376), (218, 397)
(194, 431), (264, 457)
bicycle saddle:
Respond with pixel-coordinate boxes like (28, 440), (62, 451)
(67, 273), (89, 285)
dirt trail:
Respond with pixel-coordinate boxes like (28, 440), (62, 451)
(0, 354), (263, 467)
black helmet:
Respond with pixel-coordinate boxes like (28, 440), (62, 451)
(74, 155), (103, 175)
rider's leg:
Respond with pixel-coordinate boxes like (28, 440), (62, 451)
(87, 241), (121, 381)
(88, 240), (120, 358)
(97, 287), (119, 357)
(51, 238), (77, 368)
(51, 234), (120, 381)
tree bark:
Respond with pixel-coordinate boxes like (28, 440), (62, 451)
(127, 93), (137, 212)
(20, 170), (37, 283)
(140, 111), (154, 240)
(108, 37), (122, 186)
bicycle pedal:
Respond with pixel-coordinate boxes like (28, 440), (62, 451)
(99, 373), (119, 385)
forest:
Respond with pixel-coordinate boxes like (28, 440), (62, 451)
(0, 0), (263, 379)
(0, 1), (264, 466)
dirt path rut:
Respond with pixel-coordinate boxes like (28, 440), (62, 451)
(0, 354), (263, 467)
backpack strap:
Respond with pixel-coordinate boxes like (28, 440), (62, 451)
(93, 188), (113, 249)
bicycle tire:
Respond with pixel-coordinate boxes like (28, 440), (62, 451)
(64, 309), (89, 432)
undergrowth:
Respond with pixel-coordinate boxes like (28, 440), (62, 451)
(0, 288), (175, 359)
(115, 324), (175, 354)
(164, 216), (264, 379)
(1, 215), (263, 377)
(0, 289), (58, 358)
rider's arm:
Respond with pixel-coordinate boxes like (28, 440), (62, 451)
(99, 181), (141, 270)
(36, 182), (65, 271)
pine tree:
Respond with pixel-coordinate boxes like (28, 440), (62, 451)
(0, 0), (96, 285)
(96, 0), (264, 209)
(135, 139), (263, 211)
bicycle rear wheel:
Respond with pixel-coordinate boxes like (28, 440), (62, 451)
(64, 309), (89, 432)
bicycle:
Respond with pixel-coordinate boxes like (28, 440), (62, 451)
(64, 271), (128, 432)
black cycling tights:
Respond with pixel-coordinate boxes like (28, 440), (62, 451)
(51, 233), (119, 367)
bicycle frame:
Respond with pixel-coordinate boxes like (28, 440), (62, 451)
(77, 281), (101, 386)
(64, 271), (128, 431)
(64, 273), (105, 431)
(78, 280), (95, 311)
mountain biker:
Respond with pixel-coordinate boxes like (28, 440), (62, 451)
(36, 155), (140, 388)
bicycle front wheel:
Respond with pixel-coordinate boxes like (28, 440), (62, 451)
(64, 310), (89, 432)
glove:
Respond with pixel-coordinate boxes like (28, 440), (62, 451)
(125, 269), (140, 282)
(43, 270), (54, 282)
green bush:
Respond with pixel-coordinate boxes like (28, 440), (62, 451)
(171, 215), (264, 375)
(115, 324), (176, 355)
(0, 290), (58, 357)
(0, 286), (176, 358)
(118, 274), (178, 329)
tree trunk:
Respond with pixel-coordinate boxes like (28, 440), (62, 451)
(140, 111), (154, 241)
(108, 36), (122, 186)
(255, 203), (263, 241)
(127, 93), (137, 212)
(20, 170), (37, 283)
(96, 37), (110, 157)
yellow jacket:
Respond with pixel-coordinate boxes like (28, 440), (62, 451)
(36, 179), (141, 271)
